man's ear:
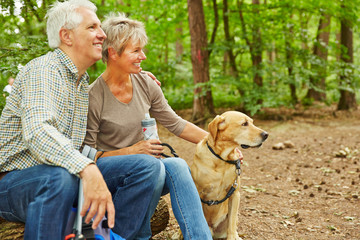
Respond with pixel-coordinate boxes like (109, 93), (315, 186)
(59, 28), (73, 46)
(208, 115), (225, 142)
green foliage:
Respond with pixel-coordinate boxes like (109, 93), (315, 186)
(0, 0), (359, 116)
(0, 80), (7, 113)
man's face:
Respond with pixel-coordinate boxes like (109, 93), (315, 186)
(70, 7), (106, 67)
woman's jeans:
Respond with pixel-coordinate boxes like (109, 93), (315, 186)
(0, 154), (162, 240)
(137, 157), (212, 240)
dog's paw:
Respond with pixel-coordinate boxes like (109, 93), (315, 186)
(227, 233), (243, 240)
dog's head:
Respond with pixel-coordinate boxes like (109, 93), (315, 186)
(208, 111), (268, 149)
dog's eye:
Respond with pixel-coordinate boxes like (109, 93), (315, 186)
(242, 121), (248, 126)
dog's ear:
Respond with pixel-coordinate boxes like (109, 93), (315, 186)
(208, 115), (225, 141)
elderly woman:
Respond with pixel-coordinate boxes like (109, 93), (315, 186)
(84, 13), (212, 240)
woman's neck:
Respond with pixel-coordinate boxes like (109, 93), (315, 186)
(102, 67), (130, 86)
(102, 67), (133, 103)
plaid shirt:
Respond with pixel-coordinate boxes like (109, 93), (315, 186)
(0, 48), (93, 175)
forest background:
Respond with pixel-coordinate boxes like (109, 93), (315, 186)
(0, 0), (359, 120)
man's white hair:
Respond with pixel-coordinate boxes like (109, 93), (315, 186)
(46, 0), (97, 48)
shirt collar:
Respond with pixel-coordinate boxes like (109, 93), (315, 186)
(55, 48), (90, 84)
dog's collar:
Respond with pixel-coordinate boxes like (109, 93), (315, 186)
(202, 142), (242, 206)
(206, 142), (242, 174)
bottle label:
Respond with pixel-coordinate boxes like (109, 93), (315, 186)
(143, 125), (159, 140)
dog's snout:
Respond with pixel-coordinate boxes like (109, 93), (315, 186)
(261, 131), (269, 141)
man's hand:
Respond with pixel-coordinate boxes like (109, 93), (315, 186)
(143, 71), (161, 86)
(79, 164), (115, 229)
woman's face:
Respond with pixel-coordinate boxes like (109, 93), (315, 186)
(116, 40), (146, 74)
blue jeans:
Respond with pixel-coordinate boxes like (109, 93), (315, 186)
(0, 154), (161, 240)
(0, 165), (78, 240)
(138, 157), (212, 240)
(96, 154), (162, 240)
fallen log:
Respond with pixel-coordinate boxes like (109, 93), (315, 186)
(0, 197), (169, 239)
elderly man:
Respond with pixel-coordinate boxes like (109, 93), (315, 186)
(0, 1), (162, 239)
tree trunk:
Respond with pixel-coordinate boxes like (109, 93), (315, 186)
(307, 13), (331, 101)
(208, 0), (219, 58)
(0, 197), (169, 239)
(337, 6), (357, 110)
(223, 0), (238, 78)
(251, 0), (263, 89)
(284, 15), (298, 105)
(187, 0), (215, 122)
(175, 24), (184, 62)
(299, 11), (311, 93)
(0, 218), (24, 240)
(150, 197), (170, 237)
(238, 0), (263, 105)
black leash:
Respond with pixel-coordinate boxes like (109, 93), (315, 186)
(95, 143), (179, 159)
(160, 143), (179, 158)
(201, 142), (242, 206)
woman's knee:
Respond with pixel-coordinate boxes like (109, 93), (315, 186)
(162, 157), (190, 172)
(138, 154), (163, 174)
(156, 161), (166, 188)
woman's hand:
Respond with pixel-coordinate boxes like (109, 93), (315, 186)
(130, 139), (164, 158)
(143, 71), (161, 86)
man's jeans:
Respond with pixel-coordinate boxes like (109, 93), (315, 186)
(0, 154), (162, 240)
(96, 154), (161, 239)
(0, 165), (78, 240)
(136, 157), (212, 240)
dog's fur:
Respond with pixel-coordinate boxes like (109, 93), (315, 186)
(191, 111), (268, 239)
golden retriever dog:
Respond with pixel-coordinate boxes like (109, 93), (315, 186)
(191, 111), (268, 239)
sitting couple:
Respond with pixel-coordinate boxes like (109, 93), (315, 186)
(0, 0), (212, 239)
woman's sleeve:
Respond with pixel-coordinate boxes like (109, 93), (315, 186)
(146, 76), (187, 136)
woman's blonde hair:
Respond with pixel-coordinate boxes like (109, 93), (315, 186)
(101, 12), (148, 63)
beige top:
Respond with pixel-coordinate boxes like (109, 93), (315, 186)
(84, 71), (187, 151)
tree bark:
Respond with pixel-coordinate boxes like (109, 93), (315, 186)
(251, 0), (263, 90)
(284, 15), (298, 105)
(0, 218), (24, 240)
(176, 24), (184, 61)
(223, 0), (239, 78)
(307, 13), (331, 101)
(237, 0), (263, 104)
(337, 6), (357, 110)
(187, 0), (215, 122)
(208, 0), (219, 58)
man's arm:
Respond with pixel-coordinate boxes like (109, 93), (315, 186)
(19, 63), (114, 229)
(20, 65), (91, 174)
(79, 164), (115, 229)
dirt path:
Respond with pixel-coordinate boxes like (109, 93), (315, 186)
(153, 107), (360, 240)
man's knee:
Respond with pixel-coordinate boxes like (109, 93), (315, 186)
(44, 167), (78, 200)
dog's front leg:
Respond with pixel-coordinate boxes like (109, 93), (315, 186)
(227, 186), (242, 240)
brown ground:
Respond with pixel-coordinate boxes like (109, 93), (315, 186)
(152, 105), (360, 240)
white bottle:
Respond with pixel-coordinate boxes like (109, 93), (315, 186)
(141, 113), (159, 140)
